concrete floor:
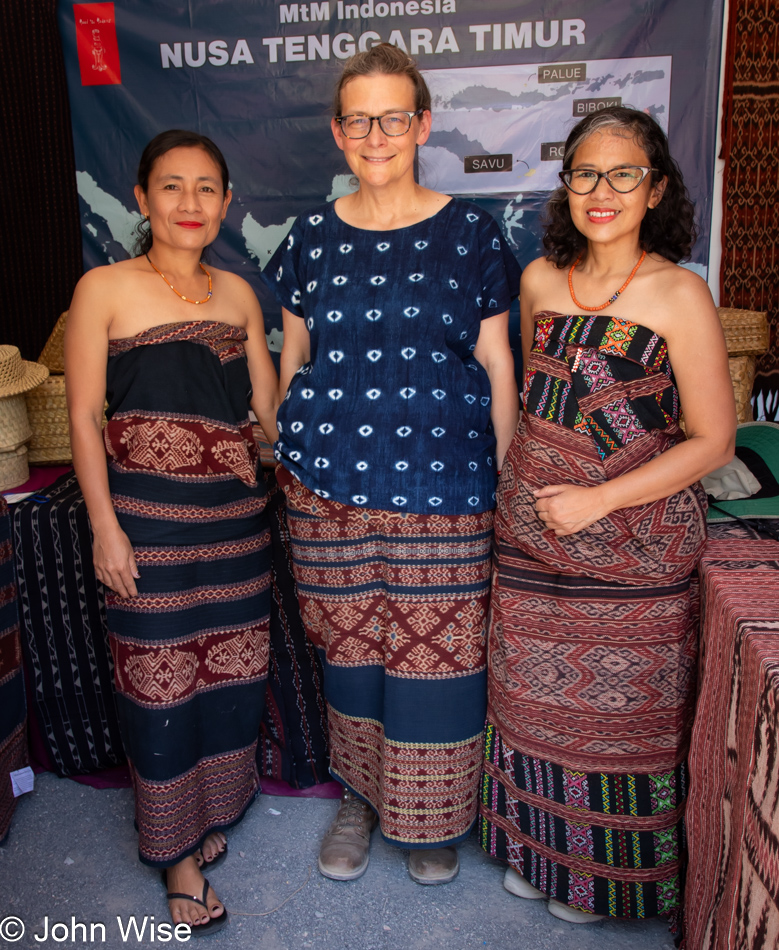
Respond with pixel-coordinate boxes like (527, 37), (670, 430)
(0, 773), (677, 950)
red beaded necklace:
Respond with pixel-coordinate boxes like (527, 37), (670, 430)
(146, 253), (213, 305)
(568, 249), (646, 313)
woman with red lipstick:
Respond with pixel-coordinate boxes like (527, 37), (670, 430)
(66, 130), (278, 935)
(480, 107), (735, 925)
(263, 44), (520, 886)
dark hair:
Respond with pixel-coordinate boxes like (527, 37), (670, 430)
(333, 42), (431, 116)
(542, 107), (697, 267)
(132, 129), (230, 257)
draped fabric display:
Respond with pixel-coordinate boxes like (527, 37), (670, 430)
(719, 0), (779, 421)
(0, 0), (82, 360)
(684, 536), (779, 950)
(0, 500), (27, 843)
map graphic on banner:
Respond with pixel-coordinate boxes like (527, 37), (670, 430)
(420, 57), (671, 195)
(58, 0), (725, 355)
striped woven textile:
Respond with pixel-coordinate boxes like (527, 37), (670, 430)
(104, 321), (271, 867)
(278, 465), (491, 846)
(684, 534), (779, 949)
(481, 313), (707, 920)
(0, 499), (27, 842)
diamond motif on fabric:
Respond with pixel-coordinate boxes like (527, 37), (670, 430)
(400, 643), (452, 673)
(125, 649), (198, 701)
(121, 421), (203, 471)
(602, 320), (637, 357)
(205, 629), (268, 678)
(211, 440), (255, 483)
(600, 398), (647, 445)
(563, 769), (590, 810)
(566, 822), (594, 858)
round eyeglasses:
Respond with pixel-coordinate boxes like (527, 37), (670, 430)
(335, 110), (423, 139)
(559, 165), (658, 195)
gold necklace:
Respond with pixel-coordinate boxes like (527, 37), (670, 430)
(146, 254), (212, 305)
(568, 250), (646, 312)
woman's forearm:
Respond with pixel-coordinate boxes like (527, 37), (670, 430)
(69, 415), (120, 535)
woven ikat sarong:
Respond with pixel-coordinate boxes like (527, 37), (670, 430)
(481, 313), (707, 919)
(279, 466), (491, 846)
(105, 321), (271, 867)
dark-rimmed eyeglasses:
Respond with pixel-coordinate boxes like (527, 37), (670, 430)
(335, 110), (423, 139)
(559, 165), (658, 194)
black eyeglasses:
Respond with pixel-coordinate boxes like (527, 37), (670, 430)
(559, 165), (658, 194)
(335, 110), (423, 139)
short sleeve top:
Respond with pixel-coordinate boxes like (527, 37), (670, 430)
(262, 199), (521, 515)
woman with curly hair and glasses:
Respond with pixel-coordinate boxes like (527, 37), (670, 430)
(479, 107), (735, 925)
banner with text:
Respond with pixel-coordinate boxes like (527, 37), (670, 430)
(59, 0), (725, 350)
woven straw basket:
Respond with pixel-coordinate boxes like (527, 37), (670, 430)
(729, 355), (757, 424)
(715, 308), (770, 424)
(25, 375), (72, 465)
(38, 311), (68, 374)
(0, 394), (33, 451)
(717, 307), (770, 357)
(0, 445), (29, 491)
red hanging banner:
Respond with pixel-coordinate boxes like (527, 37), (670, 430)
(73, 3), (121, 86)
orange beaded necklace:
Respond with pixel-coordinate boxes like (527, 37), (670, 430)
(568, 250), (646, 313)
(146, 254), (212, 305)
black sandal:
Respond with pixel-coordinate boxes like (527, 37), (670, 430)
(163, 874), (228, 938)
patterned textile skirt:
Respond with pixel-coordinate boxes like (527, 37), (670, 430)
(107, 467), (271, 868)
(278, 466), (492, 847)
(480, 539), (698, 919)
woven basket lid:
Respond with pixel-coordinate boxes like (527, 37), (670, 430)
(0, 445), (29, 492)
(0, 345), (49, 396)
(38, 311), (68, 374)
(0, 394), (32, 451)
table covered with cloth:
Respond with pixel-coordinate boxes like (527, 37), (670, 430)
(684, 528), (779, 950)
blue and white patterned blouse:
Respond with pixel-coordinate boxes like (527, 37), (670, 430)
(262, 199), (521, 515)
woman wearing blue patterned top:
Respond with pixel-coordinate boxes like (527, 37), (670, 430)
(263, 43), (520, 886)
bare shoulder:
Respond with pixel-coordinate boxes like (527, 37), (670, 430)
(520, 255), (561, 304)
(521, 256), (558, 285)
(69, 260), (144, 327)
(648, 258), (720, 338)
(212, 267), (259, 302)
(210, 267), (262, 323)
(74, 258), (140, 294)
